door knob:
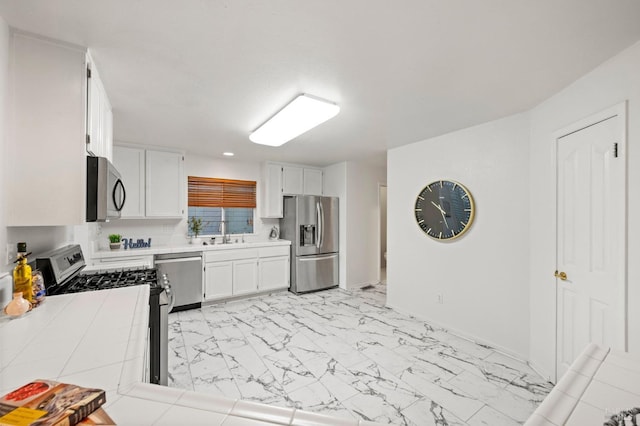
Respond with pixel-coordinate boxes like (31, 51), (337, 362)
(554, 270), (567, 281)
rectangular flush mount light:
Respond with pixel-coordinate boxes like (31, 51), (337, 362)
(250, 94), (340, 146)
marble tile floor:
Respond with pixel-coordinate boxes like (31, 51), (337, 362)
(168, 283), (553, 425)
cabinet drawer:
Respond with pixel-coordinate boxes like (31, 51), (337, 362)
(258, 246), (290, 258)
(205, 249), (258, 263)
(90, 254), (154, 270)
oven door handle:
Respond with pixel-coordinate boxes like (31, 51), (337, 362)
(165, 286), (175, 312)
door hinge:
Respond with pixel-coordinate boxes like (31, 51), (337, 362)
(86, 67), (91, 79)
(614, 143), (619, 158)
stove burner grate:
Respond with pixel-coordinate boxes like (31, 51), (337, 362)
(48, 268), (159, 295)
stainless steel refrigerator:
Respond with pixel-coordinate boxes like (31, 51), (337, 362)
(280, 195), (339, 294)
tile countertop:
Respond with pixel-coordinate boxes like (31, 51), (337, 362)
(0, 287), (383, 426)
(524, 343), (640, 425)
(92, 239), (291, 260)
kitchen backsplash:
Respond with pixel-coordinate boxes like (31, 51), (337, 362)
(94, 216), (279, 252)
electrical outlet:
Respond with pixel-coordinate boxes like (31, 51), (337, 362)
(436, 294), (444, 304)
(6, 244), (16, 264)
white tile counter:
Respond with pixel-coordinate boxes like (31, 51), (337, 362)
(92, 239), (291, 261)
(524, 343), (640, 425)
(0, 286), (383, 425)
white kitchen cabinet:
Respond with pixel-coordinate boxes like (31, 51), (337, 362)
(233, 259), (258, 295)
(260, 162), (283, 218)
(112, 146), (184, 219)
(203, 245), (289, 302)
(303, 168), (323, 195)
(258, 257), (289, 291)
(113, 146), (145, 218)
(146, 150), (184, 218)
(6, 32), (87, 226)
(259, 162), (324, 218)
(258, 245), (290, 291)
(204, 261), (233, 300)
(86, 53), (113, 161)
(282, 166), (304, 195)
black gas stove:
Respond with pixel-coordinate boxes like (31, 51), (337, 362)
(46, 268), (160, 295)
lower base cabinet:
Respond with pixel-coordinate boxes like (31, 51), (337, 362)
(232, 259), (258, 296)
(204, 261), (233, 300)
(203, 246), (290, 302)
(258, 256), (289, 291)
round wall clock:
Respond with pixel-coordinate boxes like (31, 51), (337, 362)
(414, 180), (475, 241)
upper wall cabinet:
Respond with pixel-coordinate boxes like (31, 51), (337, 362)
(6, 33), (87, 226)
(260, 162), (323, 218)
(113, 145), (184, 219)
(282, 166), (303, 194)
(86, 52), (113, 161)
(260, 162), (284, 218)
(302, 168), (323, 196)
(113, 146), (145, 218)
(146, 150), (184, 218)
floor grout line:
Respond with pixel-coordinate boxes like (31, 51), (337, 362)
(168, 283), (550, 425)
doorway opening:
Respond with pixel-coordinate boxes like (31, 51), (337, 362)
(379, 184), (387, 285)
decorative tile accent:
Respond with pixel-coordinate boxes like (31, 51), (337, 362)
(168, 283), (550, 425)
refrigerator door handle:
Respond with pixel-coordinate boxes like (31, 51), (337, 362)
(298, 253), (337, 261)
(316, 201), (322, 249)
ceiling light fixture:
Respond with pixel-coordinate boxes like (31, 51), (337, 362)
(223, 152), (234, 157)
(250, 94), (340, 146)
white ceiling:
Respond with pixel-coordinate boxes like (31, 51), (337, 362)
(1, 1), (640, 168)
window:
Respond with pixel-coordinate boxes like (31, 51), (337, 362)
(187, 176), (256, 236)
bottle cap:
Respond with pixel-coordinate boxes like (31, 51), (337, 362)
(17, 242), (27, 253)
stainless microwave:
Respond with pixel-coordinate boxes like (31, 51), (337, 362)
(86, 156), (126, 222)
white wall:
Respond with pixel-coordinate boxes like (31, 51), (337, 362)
(97, 149), (278, 252)
(387, 113), (531, 358)
(324, 160), (386, 289)
(0, 15), (9, 275)
(323, 162), (347, 288)
(528, 40), (640, 377)
(345, 160), (386, 288)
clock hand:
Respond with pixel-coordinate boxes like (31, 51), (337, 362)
(430, 201), (445, 214)
(431, 201), (449, 229)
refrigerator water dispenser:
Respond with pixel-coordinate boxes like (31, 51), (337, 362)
(300, 225), (316, 246)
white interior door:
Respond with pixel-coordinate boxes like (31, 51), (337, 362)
(555, 108), (626, 380)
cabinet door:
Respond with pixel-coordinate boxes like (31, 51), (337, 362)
(282, 166), (304, 194)
(7, 34), (86, 226)
(204, 261), (233, 301)
(303, 168), (323, 195)
(258, 256), (289, 291)
(146, 150), (184, 218)
(103, 98), (113, 162)
(113, 146), (145, 218)
(261, 162), (283, 218)
(87, 72), (103, 156)
(86, 63), (113, 160)
(233, 259), (258, 295)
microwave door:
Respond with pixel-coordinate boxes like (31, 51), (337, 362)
(108, 173), (126, 217)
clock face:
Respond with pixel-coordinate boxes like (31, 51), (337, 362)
(414, 180), (475, 240)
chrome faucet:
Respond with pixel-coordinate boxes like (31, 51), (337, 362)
(220, 220), (230, 244)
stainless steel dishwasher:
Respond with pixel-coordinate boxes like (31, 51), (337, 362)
(154, 252), (203, 312)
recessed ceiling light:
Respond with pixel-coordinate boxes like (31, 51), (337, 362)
(223, 152), (234, 157)
(250, 94), (340, 147)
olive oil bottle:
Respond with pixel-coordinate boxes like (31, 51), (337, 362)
(13, 242), (33, 303)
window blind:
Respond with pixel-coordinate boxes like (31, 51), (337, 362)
(188, 176), (256, 208)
